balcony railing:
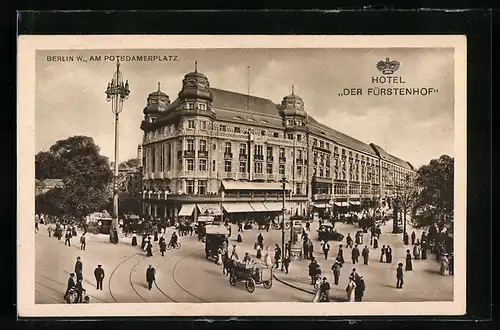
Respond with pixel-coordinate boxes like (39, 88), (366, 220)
(224, 172), (236, 179)
(198, 150), (208, 158)
(239, 154), (247, 161)
(279, 157), (286, 163)
(253, 173), (266, 180)
(143, 190), (309, 202)
(237, 172), (249, 180)
(224, 152), (233, 159)
(184, 150), (196, 157)
(254, 154), (264, 161)
(267, 156), (274, 162)
(296, 158), (303, 164)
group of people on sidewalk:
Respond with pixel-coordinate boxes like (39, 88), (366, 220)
(64, 256), (106, 303)
(131, 230), (179, 258)
(309, 255), (367, 303)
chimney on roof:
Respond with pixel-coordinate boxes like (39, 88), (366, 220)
(195, 61), (198, 73)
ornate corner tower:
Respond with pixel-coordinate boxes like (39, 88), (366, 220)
(174, 61), (215, 120)
(278, 86), (308, 130)
(278, 86), (310, 197)
(142, 82), (171, 124)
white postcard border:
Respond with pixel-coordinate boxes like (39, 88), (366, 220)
(17, 35), (467, 317)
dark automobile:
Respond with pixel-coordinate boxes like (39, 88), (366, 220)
(317, 223), (344, 241)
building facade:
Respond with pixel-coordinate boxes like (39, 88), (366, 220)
(139, 67), (415, 222)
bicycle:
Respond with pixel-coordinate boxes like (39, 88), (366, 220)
(166, 241), (181, 250)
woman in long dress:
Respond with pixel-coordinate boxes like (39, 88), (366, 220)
(405, 249), (413, 271)
(216, 248), (223, 265)
(131, 233), (137, 246)
(312, 276), (322, 302)
(264, 246), (272, 267)
(346, 276), (357, 302)
(413, 243), (420, 260)
(256, 244), (262, 260)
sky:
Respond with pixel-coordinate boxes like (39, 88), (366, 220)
(35, 47), (454, 168)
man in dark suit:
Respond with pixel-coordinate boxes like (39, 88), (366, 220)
(396, 262), (404, 288)
(74, 257), (83, 282)
(94, 264), (105, 290)
(146, 265), (156, 290)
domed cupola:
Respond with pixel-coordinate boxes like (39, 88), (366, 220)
(178, 61), (214, 104)
(143, 82), (170, 122)
(278, 86), (308, 127)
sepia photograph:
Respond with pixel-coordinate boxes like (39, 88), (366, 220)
(18, 35), (466, 317)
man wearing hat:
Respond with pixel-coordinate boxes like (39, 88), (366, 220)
(396, 262), (404, 288)
(74, 257), (83, 282)
(94, 264), (105, 290)
(354, 275), (365, 302)
(331, 259), (342, 285)
(66, 273), (76, 297)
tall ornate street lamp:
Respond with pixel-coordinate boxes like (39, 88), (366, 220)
(281, 176), (287, 271)
(105, 60), (131, 244)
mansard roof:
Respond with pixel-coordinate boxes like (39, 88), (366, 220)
(152, 86), (412, 169)
(370, 143), (413, 170)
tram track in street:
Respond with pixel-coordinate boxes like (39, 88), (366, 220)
(171, 257), (208, 303)
(108, 238), (195, 303)
(35, 289), (65, 304)
(128, 255), (148, 302)
(152, 255), (179, 303)
(38, 274), (109, 303)
(108, 252), (143, 303)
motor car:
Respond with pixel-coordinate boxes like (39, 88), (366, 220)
(317, 223), (344, 241)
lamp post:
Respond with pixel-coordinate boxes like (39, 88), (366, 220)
(105, 60), (131, 244)
(281, 176), (286, 271)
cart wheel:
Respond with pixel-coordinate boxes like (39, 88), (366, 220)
(229, 275), (237, 286)
(263, 280), (272, 289)
(245, 278), (256, 293)
(91, 228), (99, 235)
(166, 243), (172, 250)
(175, 242), (181, 249)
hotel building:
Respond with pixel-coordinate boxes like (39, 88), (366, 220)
(139, 65), (415, 222)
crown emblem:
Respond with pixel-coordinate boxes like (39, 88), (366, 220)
(376, 58), (400, 75)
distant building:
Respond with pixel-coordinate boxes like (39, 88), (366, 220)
(139, 67), (416, 222)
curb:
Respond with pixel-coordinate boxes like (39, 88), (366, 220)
(273, 273), (315, 295)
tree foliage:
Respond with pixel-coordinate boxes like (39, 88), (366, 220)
(412, 155), (454, 228)
(119, 158), (140, 170)
(35, 136), (113, 218)
(392, 174), (419, 232)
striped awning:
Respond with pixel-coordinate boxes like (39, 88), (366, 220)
(311, 203), (328, 208)
(264, 202), (286, 212)
(334, 202), (349, 207)
(250, 202), (268, 212)
(178, 204), (195, 216)
(197, 204), (222, 216)
(222, 203), (255, 213)
(349, 201), (361, 206)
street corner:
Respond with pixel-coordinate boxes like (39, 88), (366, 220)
(272, 270), (315, 295)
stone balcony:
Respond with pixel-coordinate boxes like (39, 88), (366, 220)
(142, 191), (308, 202)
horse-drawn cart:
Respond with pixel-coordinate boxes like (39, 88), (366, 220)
(229, 262), (273, 293)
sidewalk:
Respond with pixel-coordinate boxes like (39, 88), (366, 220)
(271, 220), (454, 302)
